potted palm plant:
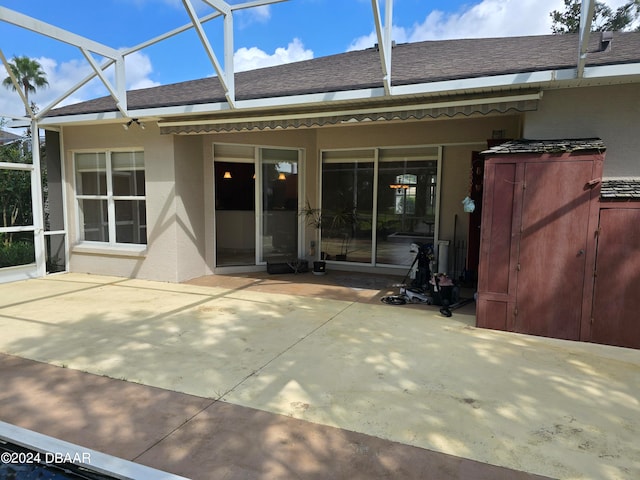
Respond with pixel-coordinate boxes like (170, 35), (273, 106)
(299, 199), (327, 274)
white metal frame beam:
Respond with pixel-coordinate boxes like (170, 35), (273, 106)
(0, 1), (288, 118)
(0, 7), (119, 59)
(30, 118), (46, 277)
(0, 130), (45, 279)
(37, 58), (117, 119)
(372, 0), (394, 95)
(80, 49), (128, 116)
(0, 6), (127, 118)
(182, 0), (288, 108)
(183, 0), (235, 107)
(577, 0), (596, 78)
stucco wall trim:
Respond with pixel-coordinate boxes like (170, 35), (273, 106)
(72, 243), (147, 258)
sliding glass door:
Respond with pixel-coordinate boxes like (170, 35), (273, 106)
(213, 145), (299, 268)
(321, 146), (440, 267)
(375, 147), (439, 265)
(214, 159), (256, 267)
(259, 148), (299, 262)
(321, 150), (374, 263)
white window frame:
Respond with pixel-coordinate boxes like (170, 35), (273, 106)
(73, 149), (146, 251)
(212, 142), (303, 270)
(319, 145), (442, 267)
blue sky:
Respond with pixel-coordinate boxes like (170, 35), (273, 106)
(0, 0), (633, 121)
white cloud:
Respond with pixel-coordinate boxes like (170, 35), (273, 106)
(408, 0), (565, 41)
(125, 52), (161, 90)
(348, 0), (634, 50)
(236, 5), (271, 27)
(234, 38), (314, 72)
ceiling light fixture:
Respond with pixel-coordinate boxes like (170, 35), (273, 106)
(123, 118), (144, 130)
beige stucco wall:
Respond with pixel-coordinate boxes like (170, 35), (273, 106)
(314, 115), (520, 149)
(174, 135), (207, 281)
(63, 122), (182, 282)
(524, 84), (640, 177)
(438, 145), (480, 275)
(60, 114), (522, 281)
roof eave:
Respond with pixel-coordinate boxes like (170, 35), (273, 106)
(37, 62), (640, 128)
(38, 87), (388, 127)
(395, 63), (640, 96)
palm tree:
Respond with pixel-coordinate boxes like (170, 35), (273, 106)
(2, 56), (49, 115)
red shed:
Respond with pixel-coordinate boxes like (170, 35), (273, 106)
(476, 139), (605, 342)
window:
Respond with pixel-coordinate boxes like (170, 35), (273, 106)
(392, 174), (418, 214)
(75, 150), (146, 245)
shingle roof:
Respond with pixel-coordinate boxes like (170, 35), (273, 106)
(481, 138), (606, 155)
(48, 31), (640, 118)
(0, 130), (22, 144)
(601, 179), (640, 200)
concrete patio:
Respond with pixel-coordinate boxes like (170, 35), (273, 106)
(0, 272), (638, 479)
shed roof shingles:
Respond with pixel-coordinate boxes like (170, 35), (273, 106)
(601, 179), (640, 200)
(482, 138), (607, 155)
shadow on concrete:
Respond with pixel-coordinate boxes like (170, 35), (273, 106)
(0, 274), (637, 479)
(0, 353), (551, 480)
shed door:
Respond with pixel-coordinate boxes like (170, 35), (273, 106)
(515, 161), (596, 340)
(591, 207), (640, 349)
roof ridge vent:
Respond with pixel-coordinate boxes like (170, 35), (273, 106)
(601, 31), (613, 51)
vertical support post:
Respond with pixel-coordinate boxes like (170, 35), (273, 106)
(223, 11), (235, 105)
(577, 0), (595, 77)
(30, 120), (46, 277)
(371, 0), (393, 95)
(384, 0), (393, 55)
(114, 54), (128, 113)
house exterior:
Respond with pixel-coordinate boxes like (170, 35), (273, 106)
(0, 129), (22, 146)
(30, 30), (639, 287)
(2, 1), (639, 346)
